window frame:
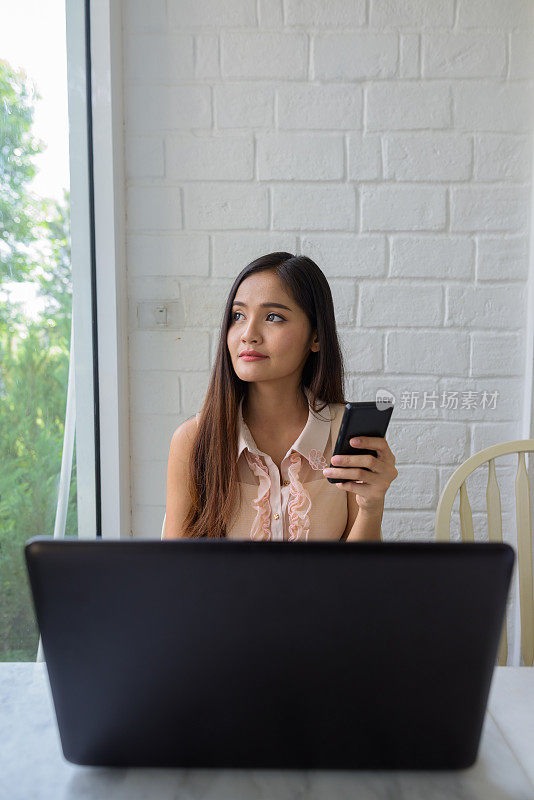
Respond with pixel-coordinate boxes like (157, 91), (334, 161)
(66, 0), (130, 540)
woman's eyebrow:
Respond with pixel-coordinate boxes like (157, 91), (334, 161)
(232, 301), (293, 311)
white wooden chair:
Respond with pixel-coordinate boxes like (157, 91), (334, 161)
(435, 440), (534, 667)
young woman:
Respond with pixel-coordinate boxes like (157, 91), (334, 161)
(164, 252), (397, 541)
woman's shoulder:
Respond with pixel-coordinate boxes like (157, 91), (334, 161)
(330, 401), (346, 412)
(169, 413), (199, 456)
(329, 402), (346, 421)
(327, 403), (347, 442)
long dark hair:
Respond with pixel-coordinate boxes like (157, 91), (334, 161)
(181, 252), (348, 538)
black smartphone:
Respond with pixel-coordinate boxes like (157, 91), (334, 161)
(327, 401), (394, 484)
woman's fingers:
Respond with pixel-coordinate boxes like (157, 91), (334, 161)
(324, 466), (379, 483)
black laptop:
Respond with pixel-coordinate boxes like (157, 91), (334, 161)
(24, 537), (514, 770)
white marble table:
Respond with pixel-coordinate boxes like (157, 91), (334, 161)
(1, 663), (533, 800)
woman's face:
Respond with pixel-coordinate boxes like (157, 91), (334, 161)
(227, 270), (319, 385)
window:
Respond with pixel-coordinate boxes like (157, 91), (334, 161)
(0, 0), (103, 661)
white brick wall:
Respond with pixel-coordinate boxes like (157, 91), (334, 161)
(123, 0), (534, 630)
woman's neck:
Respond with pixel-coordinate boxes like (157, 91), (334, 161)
(243, 386), (309, 432)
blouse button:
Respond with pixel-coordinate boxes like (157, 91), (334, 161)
(274, 513), (280, 520)
(282, 480), (290, 486)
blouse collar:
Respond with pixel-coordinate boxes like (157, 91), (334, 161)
(236, 386), (333, 465)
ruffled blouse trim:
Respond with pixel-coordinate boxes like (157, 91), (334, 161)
(287, 452), (312, 542)
(243, 447), (326, 543)
(243, 450), (272, 541)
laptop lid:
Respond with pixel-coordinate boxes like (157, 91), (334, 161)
(24, 537), (514, 770)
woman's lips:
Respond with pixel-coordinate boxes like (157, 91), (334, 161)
(240, 355), (268, 361)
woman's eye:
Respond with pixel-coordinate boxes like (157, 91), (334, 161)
(232, 311), (285, 322)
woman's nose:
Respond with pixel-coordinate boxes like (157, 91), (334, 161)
(242, 327), (260, 341)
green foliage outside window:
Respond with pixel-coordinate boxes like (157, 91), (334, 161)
(0, 59), (77, 661)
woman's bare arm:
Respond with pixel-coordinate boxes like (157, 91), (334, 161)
(163, 417), (197, 539)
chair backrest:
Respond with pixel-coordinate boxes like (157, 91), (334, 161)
(435, 439), (534, 666)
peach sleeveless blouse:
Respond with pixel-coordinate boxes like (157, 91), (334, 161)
(226, 387), (348, 542)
